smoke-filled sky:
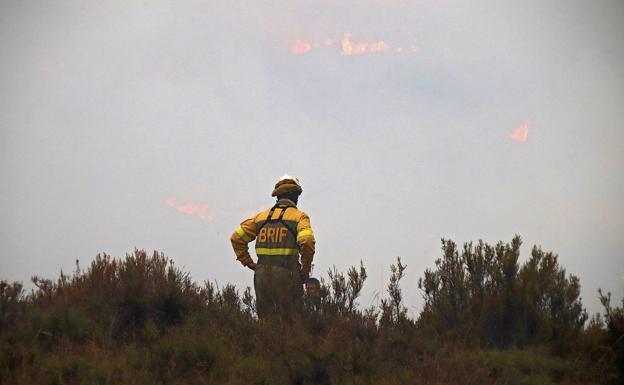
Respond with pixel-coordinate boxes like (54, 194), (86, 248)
(1, 0), (623, 315)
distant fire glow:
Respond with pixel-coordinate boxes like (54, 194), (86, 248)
(510, 122), (529, 142)
(341, 33), (390, 55)
(341, 32), (386, 55)
(164, 197), (213, 220)
(291, 38), (312, 54)
(290, 33), (417, 56)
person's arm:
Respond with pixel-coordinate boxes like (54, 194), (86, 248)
(230, 217), (257, 270)
(296, 212), (316, 276)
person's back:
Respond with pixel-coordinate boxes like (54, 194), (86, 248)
(230, 175), (316, 318)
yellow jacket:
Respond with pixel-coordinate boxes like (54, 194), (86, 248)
(230, 199), (316, 274)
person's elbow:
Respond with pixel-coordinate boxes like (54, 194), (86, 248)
(230, 232), (246, 251)
(299, 236), (316, 255)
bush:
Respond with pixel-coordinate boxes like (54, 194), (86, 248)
(598, 289), (624, 383)
(0, 241), (618, 384)
(418, 236), (588, 348)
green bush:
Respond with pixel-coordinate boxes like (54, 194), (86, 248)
(0, 241), (619, 384)
(418, 236), (588, 348)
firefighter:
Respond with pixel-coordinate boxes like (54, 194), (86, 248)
(230, 175), (316, 317)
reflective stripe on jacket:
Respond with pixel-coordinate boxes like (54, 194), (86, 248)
(230, 198), (316, 273)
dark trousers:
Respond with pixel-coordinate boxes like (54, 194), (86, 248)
(253, 264), (303, 318)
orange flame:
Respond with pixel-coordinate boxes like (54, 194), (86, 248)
(369, 40), (390, 53)
(164, 197), (214, 220)
(341, 32), (366, 55)
(510, 122), (529, 142)
(291, 38), (312, 54)
(341, 33), (390, 56)
(290, 34), (418, 56)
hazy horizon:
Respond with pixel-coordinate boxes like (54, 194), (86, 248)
(1, 0), (623, 316)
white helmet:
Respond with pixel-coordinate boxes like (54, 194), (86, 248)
(272, 174), (303, 197)
(278, 174), (301, 187)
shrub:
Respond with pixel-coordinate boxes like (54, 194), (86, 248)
(0, 241), (617, 384)
(418, 236), (588, 348)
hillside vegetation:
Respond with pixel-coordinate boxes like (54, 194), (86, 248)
(1, 236), (622, 385)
